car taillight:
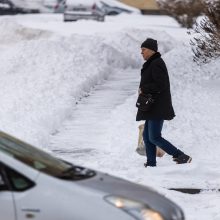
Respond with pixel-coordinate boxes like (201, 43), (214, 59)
(92, 3), (96, 10)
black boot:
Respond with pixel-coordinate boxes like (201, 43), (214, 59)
(174, 154), (192, 164)
(144, 162), (156, 167)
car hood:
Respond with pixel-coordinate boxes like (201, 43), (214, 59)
(76, 171), (184, 220)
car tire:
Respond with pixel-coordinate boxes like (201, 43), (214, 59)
(63, 19), (77, 22)
(107, 11), (119, 15)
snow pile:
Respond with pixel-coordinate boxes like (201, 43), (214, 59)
(164, 42), (220, 82)
(1, 14), (217, 148)
(0, 17), (178, 145)
(0, 36), (136, 144)
(1, 13), (220, 220)
(161, 43), (220, 161)
(0, 18), (51, 45)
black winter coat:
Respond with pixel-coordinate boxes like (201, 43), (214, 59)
(136, 52), (175, 121)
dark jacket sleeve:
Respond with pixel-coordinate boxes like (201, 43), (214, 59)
(141, 64), (168, 94)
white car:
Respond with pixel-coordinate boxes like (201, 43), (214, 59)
(64, 0), (105, 22)
(0, 131), (184, 220)
(100, 0), (140, 15)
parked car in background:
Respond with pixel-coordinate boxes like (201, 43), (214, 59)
(64, 0), (105, 22)
(43, 0), (66, 13)
(9, 0), (41, 13)
(0, 0), (24, 15)
(100, 0), (140, 15)
(0, 0), (43, 15)
(0, 131), (185, 220)
(0, 0), (14, 15)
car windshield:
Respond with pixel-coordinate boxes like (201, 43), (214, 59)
(0, 132), (95, 179)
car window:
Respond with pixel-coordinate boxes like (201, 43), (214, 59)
(5, 166), (35, 192)
(0, 133), (72, 178)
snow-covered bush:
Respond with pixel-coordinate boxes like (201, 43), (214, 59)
(157, 0), (203, 28)
(190, 0), (220, 63)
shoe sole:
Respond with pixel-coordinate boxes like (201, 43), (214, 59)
(188, 157), (192, 163)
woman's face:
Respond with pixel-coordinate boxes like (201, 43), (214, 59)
(141, 48), (155, 60)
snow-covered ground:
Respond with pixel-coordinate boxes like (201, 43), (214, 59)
(0, 13), (220, 220)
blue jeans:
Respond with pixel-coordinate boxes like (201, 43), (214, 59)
(143, 120), (183, 166)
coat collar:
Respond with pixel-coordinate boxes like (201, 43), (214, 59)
(142, 52), (161, 71)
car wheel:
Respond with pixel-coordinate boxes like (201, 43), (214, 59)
(63, 19), (77, 22)
(108, 11), (119, 15)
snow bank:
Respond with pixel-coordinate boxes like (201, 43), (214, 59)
(161, 42), (220, 169)
(0, 18), (51, 45)
(1, 14), (220, 220)
(164, 42), (220, 82)
(0, 17), (177, 146)
(1, 14), (212, 149)
(0, 35), (135, 145)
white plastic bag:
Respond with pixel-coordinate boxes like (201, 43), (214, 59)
(136, 124), (165, 157)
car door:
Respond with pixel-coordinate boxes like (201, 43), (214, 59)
(3, 165), (45, 220)
(4, 165), (58, 220)
(0, 164), (16, 220)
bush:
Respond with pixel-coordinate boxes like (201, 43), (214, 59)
(157, 0), (203, 28)
(190, 0), (220, 63)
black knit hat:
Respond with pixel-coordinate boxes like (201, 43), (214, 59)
(141, 38), (158, 52)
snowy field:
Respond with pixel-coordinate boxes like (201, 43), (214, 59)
(0, 13), (220, 219)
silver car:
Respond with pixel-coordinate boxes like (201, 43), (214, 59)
(64, 0), (105, 22)
(100, 0), (139, 15)
(43, 0), (66, 13)
(0, 131), (184, 220)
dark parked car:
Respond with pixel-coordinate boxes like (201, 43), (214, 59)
(0, 131), (184, 220)
(0, 0), (39, 15)
(0, 0), (21, 15)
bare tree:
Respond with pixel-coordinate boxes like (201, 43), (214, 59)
(190, 0), (220, 63)
(157, 0), (203, 28)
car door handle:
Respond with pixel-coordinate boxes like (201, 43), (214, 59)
(21, 208), (41, 213)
